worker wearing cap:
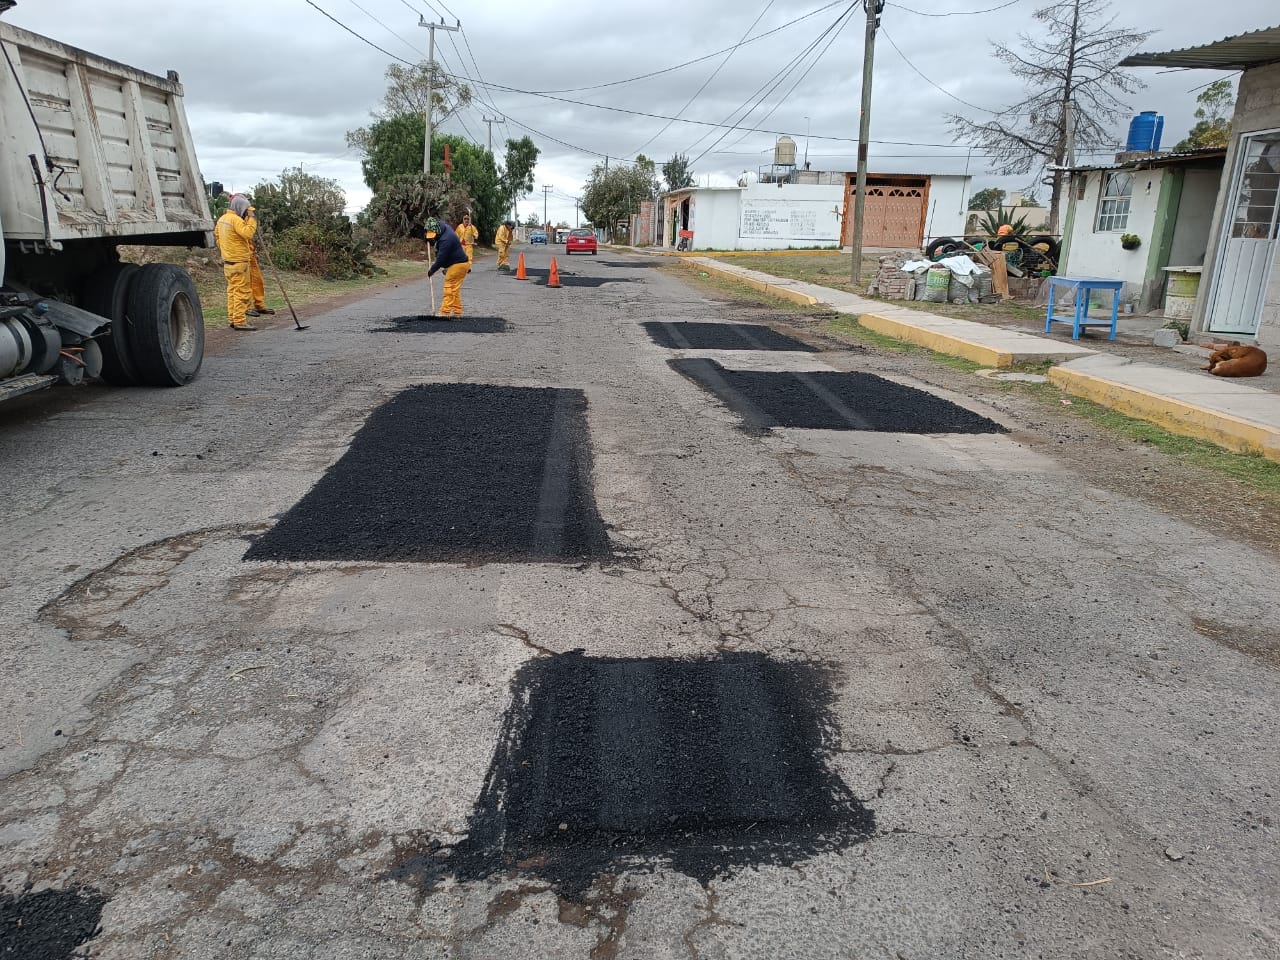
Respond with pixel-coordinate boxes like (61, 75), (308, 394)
(494, 220), (514, 271)
(215, 195), (258, 331)
(425, 217), (471, 317)
(457, 213), (479, 262)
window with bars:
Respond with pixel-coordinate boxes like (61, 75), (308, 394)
(1095, 172), (1133, 232)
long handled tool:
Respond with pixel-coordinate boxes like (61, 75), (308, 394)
(426, 239), (438, 319)
(256, 237), (309, 331)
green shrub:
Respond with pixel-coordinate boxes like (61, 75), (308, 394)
(268, 217), (375, 280)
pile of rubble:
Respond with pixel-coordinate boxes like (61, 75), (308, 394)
(869, 250), (1006, 305)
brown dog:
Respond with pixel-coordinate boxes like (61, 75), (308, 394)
(1201, 342), (1268, 377)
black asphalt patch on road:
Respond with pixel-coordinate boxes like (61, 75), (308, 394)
(244, 385), (613, 564)
(643, 321), (818, 352)
(390, 651), (874, 899)
(0, 888), (106, 960)
(671, 358), (1006, 435)
(371, 315), (506, 333)
(538, 276), (638, 288)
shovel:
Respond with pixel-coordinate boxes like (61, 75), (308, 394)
(256, 237), (309, 331)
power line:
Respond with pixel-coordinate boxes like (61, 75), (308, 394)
(886, 0), (1020, 16)
(344, 0), (423, 58)
(303, 0), (415, 65)
(523, 0), (846, 95)
(629, 0), (778, 157)
(879, 25), (996, 114)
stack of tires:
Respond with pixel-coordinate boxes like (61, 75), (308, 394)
(82, 262), (204, 387)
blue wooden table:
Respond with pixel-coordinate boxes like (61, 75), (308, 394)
(1045, 276), (1123, 340)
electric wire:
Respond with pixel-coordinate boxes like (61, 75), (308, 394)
(303, 0), (415, 65)
(344, 0), (423, 58)
(628, 0), (777, 157)
(886, 0), (1020, 16)
(879, 25), (996, 114)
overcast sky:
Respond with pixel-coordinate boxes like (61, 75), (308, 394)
(6, 0), (1276, 226)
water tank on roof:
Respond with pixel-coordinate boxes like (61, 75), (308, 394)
(774, 136), (797, 167)
(1126, 111), (1164, 152)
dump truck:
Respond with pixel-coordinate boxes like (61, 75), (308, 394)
(0, 3), (213, 402)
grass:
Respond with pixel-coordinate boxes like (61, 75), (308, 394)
(119, 245), (430, 326)
(828, 315), (982, 373)
(671, 260), (825, 314)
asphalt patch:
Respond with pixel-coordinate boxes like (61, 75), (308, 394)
(538, 276), (637, 288)
(643, 321), (818, 352)
(672, 358), (1006, 435)
(0, 888), (106, 960)
(389, 651), (874, 899)
(371, 315), (506, 333)
(245, 385), (613, 564)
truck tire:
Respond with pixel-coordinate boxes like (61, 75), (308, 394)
(126, 264), (204, 387)
(82, 263), (140, 386)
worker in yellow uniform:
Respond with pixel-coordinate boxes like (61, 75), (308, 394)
(457, 213), (479, 262)
(494, 219), (514, 271)
(425, 217), (471, 317)
(233, 195), (277, 320)
(215, 195), (258, 331)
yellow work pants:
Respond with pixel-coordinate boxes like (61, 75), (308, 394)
(224, 261), (252, 326)
(440, 261), (470, 315)
(463, 243), (475, 263)
(496, 241), (510, 268)
(249, 254), (266, 309)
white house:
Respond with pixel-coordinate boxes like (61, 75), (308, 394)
(661, 171), (971, 252)
(1058, 149), (1225, 313)
(1122, 26), (1280, 346)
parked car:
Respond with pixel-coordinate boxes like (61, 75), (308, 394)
(555, 228), (570, 243)
(566, 228), (598, 255)
(529, 230), (547, 244)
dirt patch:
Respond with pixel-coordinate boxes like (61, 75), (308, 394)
(244, 385), (613, 564)
(389, 652), (874, 899)
(643, 322), (818, 352)
(672, 359), (1006, 436)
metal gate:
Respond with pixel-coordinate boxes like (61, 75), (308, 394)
(1206, 129), (1280, 336)
(843, 176), (929, 248)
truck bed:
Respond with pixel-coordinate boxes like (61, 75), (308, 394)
(0, 21), (212, 246)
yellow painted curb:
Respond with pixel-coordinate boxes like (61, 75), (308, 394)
(689, 261), (820, 307)
(858, 312), (1016, 369)
(1048, 366), (1280, 463)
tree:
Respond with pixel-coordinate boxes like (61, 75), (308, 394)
(662, 153), (695, 192)
(250, 167), (346, 235)
(523, 212), (541, 229)
(500, 137), (539, 218)
(346, 61), (472, 156)
(1173, 79), (1234, 151)
(968, 187), (1006, 211)
(356, 114), (427, 191)
(948, 0), (1153, 233)
(1019, 191), (1042, 206)
(581, 159), (661, 241)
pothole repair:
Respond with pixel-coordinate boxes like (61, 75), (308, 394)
(671, 358), (1007, 435)
(245, 384), (613, 564)
(389, 651), (875, 900)
(372, 316), (507, 333)
(0, 887), (107, 960)
(643, 321), (818, 352)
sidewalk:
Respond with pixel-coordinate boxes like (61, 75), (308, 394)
(685, 256), (1280, 464)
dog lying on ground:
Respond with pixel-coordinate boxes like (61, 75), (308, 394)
(1200, 342), (1268, 377)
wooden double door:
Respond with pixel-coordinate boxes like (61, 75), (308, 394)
(842, 175), (930, 248)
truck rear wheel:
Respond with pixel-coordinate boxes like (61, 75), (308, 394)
(82, 263), (140, 386)
(126, 264), (204, 387)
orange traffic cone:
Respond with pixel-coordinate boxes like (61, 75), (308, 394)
(547, 257), (561, 288)
(515, 252), (527, 280)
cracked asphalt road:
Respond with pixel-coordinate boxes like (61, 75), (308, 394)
(1, 248), (1278, 959)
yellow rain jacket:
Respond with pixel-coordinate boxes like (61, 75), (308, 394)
(458, 221), (479, 259)
(215, 210), (257, 263)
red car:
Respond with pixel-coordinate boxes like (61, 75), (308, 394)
(565, 228), (597, 255)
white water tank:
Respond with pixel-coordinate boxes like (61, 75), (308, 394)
(774, 136), (797, 167)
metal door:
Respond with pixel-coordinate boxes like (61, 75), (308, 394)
(843, 177), (927, 247)
(1206, 130), (1280, 336)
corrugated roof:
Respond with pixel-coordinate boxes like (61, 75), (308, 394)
(1053, 148), (1227, 174)
(1120, 25), (1280, 70)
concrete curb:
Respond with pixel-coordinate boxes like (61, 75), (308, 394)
(1050, 359), (1280, 463)
(855, 312), (1093, 369)
(687, 259), (821, 307)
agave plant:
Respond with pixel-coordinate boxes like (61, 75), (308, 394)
(975, 209), (1036, 237)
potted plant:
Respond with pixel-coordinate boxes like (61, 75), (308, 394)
(1121, 234), (1142, 250)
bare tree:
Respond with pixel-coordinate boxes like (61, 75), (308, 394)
(948, 0), (1152, 233)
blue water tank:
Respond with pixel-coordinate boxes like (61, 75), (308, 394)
(1126, 111), (1164, 152)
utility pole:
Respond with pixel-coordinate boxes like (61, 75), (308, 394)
(850, 0), (884, 286)
(804, 115), (811, 169)
(417, 15), (460, 175)
(482, 114), (503, 155)
(574, 198), (580, 228)
(542, 184), (552, 229)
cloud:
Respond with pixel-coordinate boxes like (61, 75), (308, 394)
(5, 0), (1272, 224)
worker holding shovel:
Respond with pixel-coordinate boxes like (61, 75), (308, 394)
(424, 217), (471, 317)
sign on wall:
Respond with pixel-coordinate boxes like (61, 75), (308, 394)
(740, 199), (840, 241)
